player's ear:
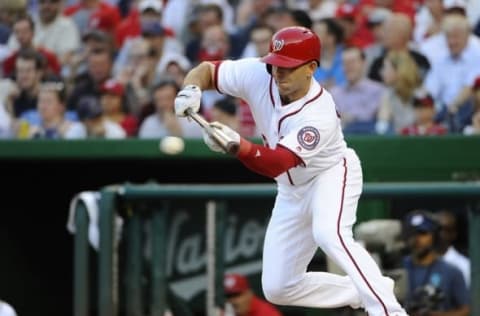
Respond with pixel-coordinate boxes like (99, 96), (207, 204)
(307, 61), (317, 77)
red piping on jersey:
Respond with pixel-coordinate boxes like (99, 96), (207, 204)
(277, 87), (323, 133)
(286, 170), (294, 185)
(269, 77), (275, 108)
(211, 61), (223, 94)
(337, 158), (389, 316)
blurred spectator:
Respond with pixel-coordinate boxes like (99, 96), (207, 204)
(400, 89), (448, 136)
(67, 48), (114, 111)
(0, 300), (17, 316)
(368, 13), (430, 83)
(263, 6), (300, 32)
(363, 7), (392, 71)
(77, 95), (126, 138)
(32, 0), (81, 65)
(424, 14), (480, 132)
(402, 210), (469, 316)
(4, 49), (46, 118)
(376, 50), (421, 135)
(100, 79), (138, 137)
(241, 24), (274, 58)
(413, 0), (447, 45)
(436, 209), (471, 288)
(4, 14), (61, 78)
(18, 80), (86, 139)
(154, 51), (192, 88)
(115, 0), (176, 49)
(235, 0), (280, 30)
(185, 3), (246, 65)
(210, 97), (240, 132)
(330, 46), (384, 134)
(63, 0), (121, 42)
(463, 77), (480, 135)
(0, 0), (27, 44)
(312, 18), (346, 89)
(63, 29), (114, 88)
(418, 1), (480, 64)
(138, 80), (202, 138)
(223, 273), (282, 316)
(334, 2), (371, 48)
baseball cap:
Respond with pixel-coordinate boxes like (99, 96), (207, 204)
(412, 89), (435, 108)
(139, 0), (163, 13)
(443, 0), (466, 15)
(101, 79), (124, 96)
(77, 96), (103, 120)
(224, 274), (249, 296)
(335, 3), (357, 20)
(404, 210), (438, 234)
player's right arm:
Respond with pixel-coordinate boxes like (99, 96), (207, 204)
(181, 61), (216, 90)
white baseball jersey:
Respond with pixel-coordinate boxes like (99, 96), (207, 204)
(213, 57), (408, 316)
(214, 58), (347, 186)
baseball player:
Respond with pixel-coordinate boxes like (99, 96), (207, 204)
(174, 26), (408, 316)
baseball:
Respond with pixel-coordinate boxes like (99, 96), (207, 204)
(159, 136), (185, 155)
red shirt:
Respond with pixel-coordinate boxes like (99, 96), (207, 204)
(400, 124), (447, 136)
(247, 296), (282, 316)
(3, 47), (61, 77)
(120, 115), (139, 137)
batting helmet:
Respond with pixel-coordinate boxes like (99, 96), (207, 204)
(261, 26), (321, 68)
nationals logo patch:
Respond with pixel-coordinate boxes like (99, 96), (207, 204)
(297, 126), (320, 150)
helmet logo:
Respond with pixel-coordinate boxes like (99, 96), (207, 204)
(272, 39), (285, 52)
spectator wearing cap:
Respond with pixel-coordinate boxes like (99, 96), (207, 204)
(20, 80), (86, 139)
(334, 2), (372, 48)
(312, 18), (346, 89)
(463, 77), (480, 135)
(4, 14), (61, 78)
(77, 95), (126, 138)
(330, 46), (384, 134)
(363, 7), (392, 71)
(154, 51), (192, 88)
(138, 79), (202, 139)
(115, 0), (176, 49)
(100, 78), (138, 137)
(401, 210), (470, 316)
(63, 0), (121, 43)
(368, 13), (430, 83)
(423, 14), (480, 132)
(400, 89), (448, 136)
(223, 273), (282, 316)
(210, 97), (240, 133)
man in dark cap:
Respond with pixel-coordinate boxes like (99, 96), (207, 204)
(402, 210), (469, 316)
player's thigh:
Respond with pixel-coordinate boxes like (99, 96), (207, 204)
(309, 155), (362, 247)
(262, 192), (317, 283)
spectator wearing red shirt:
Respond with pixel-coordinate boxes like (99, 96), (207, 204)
(64, 0), (121, 45)
(400, 89), (448, 136)
(100, 78), (139, 137)
(335, 2), (373, 48)
(115, 0), (175, 49)
(3, 13), (60, 77)
(224, 274), (282, 316)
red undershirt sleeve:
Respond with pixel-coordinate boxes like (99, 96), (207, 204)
(235, 138), (303, 178)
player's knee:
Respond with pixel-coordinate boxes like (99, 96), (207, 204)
(262, 278), (297, 305)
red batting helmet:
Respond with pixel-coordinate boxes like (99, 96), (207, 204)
(261, 26), (321, 68)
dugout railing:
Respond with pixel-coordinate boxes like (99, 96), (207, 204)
(72, 182), (480, 316)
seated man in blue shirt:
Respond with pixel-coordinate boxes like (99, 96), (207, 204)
(402, 210), (470, 316)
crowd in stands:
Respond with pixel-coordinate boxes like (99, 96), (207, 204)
(1, 0), (480, 139)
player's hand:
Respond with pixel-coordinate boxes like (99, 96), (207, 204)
(202, 122), (240, 154)
(174, 84), (202, 117)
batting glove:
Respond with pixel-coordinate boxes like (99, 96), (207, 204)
(174, 84), (202, 117)
(202, 122), (240, 154)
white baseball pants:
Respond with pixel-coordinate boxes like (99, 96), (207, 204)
(261, 149), (408, 316)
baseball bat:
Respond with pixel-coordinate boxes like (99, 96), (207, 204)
(185, 108), (239, 154)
